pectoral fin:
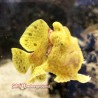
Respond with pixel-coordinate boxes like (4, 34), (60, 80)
(73, 73), (91, 83)
(27, 65), (46, 83)
(20, 19), (49, 52)
(11, 48), (30, 73)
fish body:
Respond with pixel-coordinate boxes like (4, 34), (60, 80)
(43, 22), (90, 83)
(11, 19), (91, 83)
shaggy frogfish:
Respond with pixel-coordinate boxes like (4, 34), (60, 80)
(11, 19), (91, 83)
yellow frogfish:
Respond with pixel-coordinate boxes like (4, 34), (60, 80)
(11, 19), (91, 83)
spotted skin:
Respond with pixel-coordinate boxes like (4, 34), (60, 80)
(12, 19), (49, 82)
(11, 48), (30, 74)
(11, 19), (91, 83)
(43, 22), (91, 83)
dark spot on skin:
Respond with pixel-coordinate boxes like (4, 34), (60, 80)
(19, 51), (22, 54)
(28, 33), (32, 36)
(15, 56), (18, 59)
(32, 66), (34, 69)
(23, 66), (25, 70)
(57, 28), (60, 31)
(60, 43), (64, 47)
(25, 40), (28, 41)
(34, 26), (37, 29)
(70, 51), (74, 53)
(34, 43), (37, 46)
(39, 76), (42, 80)
(19, 65), (20, 69)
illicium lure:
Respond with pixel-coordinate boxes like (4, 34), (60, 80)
(11, 19), (91, 83)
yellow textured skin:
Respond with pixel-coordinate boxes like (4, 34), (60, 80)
(11, 19), (91, 83)
(20, 19), (49, 66)
(20, 19), (49, 52)
(12, 48), (30, 73)
(43, 22), (91, 83)
(11, 19), (49, 82)
(27, 65), (46, 83)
